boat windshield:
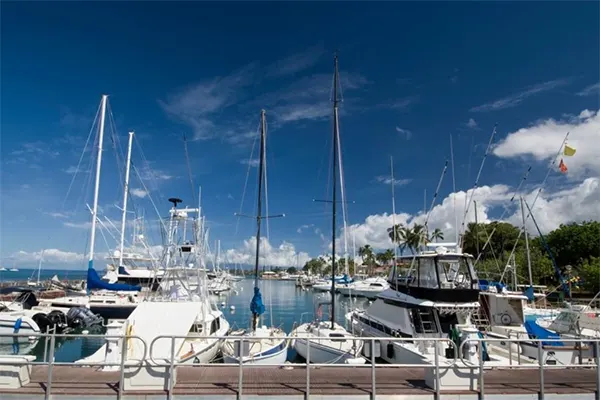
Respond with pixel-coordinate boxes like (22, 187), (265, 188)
(389, 255), (478, 290)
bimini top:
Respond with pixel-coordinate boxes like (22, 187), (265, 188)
(388, 247), (479, 304)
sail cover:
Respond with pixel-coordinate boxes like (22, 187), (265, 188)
(250, 286), (265, 316)
(87, 265), (140, 292)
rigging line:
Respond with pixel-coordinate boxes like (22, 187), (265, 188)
(75, 126), (100, 215)
(489, 132), (570, 272)
(424, 160), (448, 229)
(131, 161), (168, 234)
(107, 102), (126, 199)
(450, 134), (458, 244)
(61, 101), (101, 211)
(460, 124), (497, 240)
(336, 108), (350, 269)
(235, 118), (261, 237)
(463, 134), (475, 233)
(473, 166), (532, 268)
(133, 136), (166, 205)
(264, 115), (270, 240)
(183, 134), (197, 207)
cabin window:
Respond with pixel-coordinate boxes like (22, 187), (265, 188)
(329, 332), (347, 342)
(417, 258), (439, 289)
(210, 318), (220, 334)
(436, 257), (477, 289)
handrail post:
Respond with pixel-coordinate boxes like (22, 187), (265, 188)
(538, 340), (544, 400)
(45, 333), (56, 400)
(595, 341), (599, 400)
(43, 326), (50, 363)
(305, 338), (310, 400)
(434, 341), (440, 400)
(370, 338), (376, 400)
(118, 330), (128, 400)
(168, 336), (176, 400)
(478, 339), (484, 400)
(238, 337), (244, 400)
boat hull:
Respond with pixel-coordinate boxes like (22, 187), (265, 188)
(293, 337), (363, 364)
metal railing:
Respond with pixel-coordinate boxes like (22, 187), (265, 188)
(0, 332), (598, 400)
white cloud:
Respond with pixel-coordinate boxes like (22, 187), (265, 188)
(46, 212), (70, 219)
(159, 63), (257, 140)
(266, 45), (324, 77)
(64, 166), (88, 174)
(493, 109), (600, 177)
(63, 221), (92, 229)
(274, 103), (330, 123)
(130, 188), (148, 198)
(297, 224), (315, 234)
(470, 78), (572, 112)
(466, 118), (478, 129)
(336, 179), (599, 252)
(240, 158), (260, 167)
(577, 82), (600, 97)
(506, 177), (600, 234)
(375, 176), (412, 186)
(10, 249), (85, 264)
(395, 126), (412, 140)
(223, 237), (311, 268)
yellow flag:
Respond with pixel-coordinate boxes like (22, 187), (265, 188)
(564, 145), (576, 156)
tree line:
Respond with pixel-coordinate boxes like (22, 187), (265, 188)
(302, 221), (599, 293)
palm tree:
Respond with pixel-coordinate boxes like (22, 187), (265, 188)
(388, 223), (409, 255)
(359, 245), (375, 274)
(408, 224), (427, 252)
(383, 249), (395, 264)
(430, 228), (444, 243)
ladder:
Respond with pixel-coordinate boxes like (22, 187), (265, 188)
(417, 310), (437, 334)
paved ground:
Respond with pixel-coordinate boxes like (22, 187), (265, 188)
(1, 365), (597, 397)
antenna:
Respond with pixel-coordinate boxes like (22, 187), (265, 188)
(168, 198), (183, 209)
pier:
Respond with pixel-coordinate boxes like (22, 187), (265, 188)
(0, 333), (598, 400)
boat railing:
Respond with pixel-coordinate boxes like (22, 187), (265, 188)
(0, 332), (598, 400)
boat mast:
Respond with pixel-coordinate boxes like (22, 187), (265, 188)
(88, 94), (108, 271)
(118, 131), (134, 268)
(390, 156), (398, 286)
(520, 196), (533, 287)
(252, 109), (267, 332)
(331, 53), (340, 330)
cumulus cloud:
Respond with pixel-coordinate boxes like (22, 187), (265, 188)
(493, 109), (600, 177)
(223, 237), (311, 268)
(10, 249), (85, 264)
(336, 180), (599, 252)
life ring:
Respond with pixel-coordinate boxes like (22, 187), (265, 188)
(500, 314), (512, 325)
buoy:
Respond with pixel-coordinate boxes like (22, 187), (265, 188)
(221, 302), (226, 307)
(230, 305), (235, 311)
(82, 330), (89, 335)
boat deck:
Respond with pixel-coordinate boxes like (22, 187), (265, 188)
(1, 365), (597, 398)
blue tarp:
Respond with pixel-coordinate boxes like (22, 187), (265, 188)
(523, 286), (535, 301)
(524, 320), (564, 346)
(250, 286), (265, 316)
(87, 261), (140, 292)
(118, 266), (130, 275)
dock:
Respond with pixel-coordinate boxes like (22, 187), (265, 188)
(0, 365), (597, 399)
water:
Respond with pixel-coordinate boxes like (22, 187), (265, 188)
(4, 278), (370, 363)
(0, 268), (87, 284)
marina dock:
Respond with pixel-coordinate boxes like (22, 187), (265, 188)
(0, 364), (597, 399)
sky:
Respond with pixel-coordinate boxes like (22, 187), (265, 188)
(1, 2), (599, 270)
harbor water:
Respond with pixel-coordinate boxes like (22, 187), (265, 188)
(1, 270), (370, 362)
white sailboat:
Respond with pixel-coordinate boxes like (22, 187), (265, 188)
(39, 96), (142, 319)
(291, 54), (364, 365)
(221, 110), (288, 365)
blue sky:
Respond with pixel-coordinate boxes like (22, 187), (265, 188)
(1, 2), (599, 269)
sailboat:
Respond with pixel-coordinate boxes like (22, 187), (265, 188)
(291, 54), (365, 365)
(221, 110), (288, 365)
(40, 95), (141, 319)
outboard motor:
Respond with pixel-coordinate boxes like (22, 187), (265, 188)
(67, 307), (103, 329)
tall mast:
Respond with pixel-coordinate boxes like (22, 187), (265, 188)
(520, 196), (533, 287)
(474, 200), (480, 258)
(118, 131), (134, 268)
(390, 156), (398, 282)
(88, 94), (108, 270)
(330, 53), (340, 329)
(252, 109), (267, 331)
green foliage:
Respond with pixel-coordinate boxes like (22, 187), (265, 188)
(302, 257), (325, 275)
(580, 257), (600, 293)
(430, 228), (444, 242)
(286, 266), (297, 274)
(544, 221), (600, 268)
(387, 223), (428, 254)
(462, 222), (521, 262)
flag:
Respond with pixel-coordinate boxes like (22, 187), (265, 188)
(559, 158), (568, 173)
(564, 145), (576, 157)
